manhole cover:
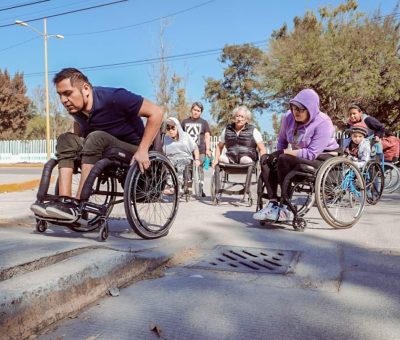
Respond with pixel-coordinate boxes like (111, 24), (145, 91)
(188, 245), (300, 274)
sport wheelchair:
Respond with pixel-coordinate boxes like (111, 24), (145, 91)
(210, 162), (257, 206)
(33, 146), (179, 241)
(256, 155), (367, 231)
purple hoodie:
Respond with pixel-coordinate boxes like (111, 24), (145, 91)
(277, 89), (339, 160)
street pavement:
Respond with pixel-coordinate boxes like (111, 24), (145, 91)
(0, 166), (399, 339)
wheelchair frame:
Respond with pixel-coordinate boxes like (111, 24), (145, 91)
(33, 151), (180, 241)
(211, 162), (257, 207)
(256, 156), (367, 231)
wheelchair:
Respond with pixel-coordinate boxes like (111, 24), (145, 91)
(32, 145), (180, 241)
(181, 163), (201, 201)
(256, 155), (367, 231)
(210, 161), (257, 207)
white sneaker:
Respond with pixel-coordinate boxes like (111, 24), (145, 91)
(277, 204), (294, 222)
(253, 201), (279, 221)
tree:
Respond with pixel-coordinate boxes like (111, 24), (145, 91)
(25, 85), (73, 139)
(0, 69), (30, 139)
(260, 0), (400, 129)
(151, 21), (190, 121)
(204, 44), (269, 130)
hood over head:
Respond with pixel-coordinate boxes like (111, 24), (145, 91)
(165, 116), (185, 140)
(289, 89), (320, 125)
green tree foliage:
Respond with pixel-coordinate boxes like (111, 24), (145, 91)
(271, 112), (281, 135)
(0, 69), (30, 139)
(261, 0), (400, 129)
(204, 44), (269, 129)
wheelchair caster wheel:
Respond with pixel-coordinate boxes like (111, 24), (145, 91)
(36, 219), (47, 233)
(99, 220), (109, 241)
(293, 217), (306, 232)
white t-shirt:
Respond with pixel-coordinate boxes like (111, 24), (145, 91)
(218, 127), (263, 144)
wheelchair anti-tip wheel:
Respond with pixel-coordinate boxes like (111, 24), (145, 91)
(124, 152), (179, 239)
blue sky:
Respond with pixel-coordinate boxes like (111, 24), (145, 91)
(0, 0), (398, 134)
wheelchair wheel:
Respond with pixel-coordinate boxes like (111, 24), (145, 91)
(210, 167), (223, 205)
(55, 171), (117, 232)
(383, 162), (400, 194)
(364, 161), (384, 205)
(192, 165), (202, 199)
(124, 152), (179, 239)
(315, 157), (366, 229)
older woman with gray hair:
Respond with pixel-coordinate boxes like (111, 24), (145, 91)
(213, 106), (266, 167)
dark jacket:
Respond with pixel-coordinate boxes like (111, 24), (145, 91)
(225, 123), (257, 163)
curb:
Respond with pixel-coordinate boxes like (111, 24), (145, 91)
(0, 179), (41, 193)
(0, 177), (54, 194)
(0, 164), (44, 168)
(0, 246), (177, 339)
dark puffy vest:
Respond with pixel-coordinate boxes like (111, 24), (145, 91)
(225, 123), (258, 163)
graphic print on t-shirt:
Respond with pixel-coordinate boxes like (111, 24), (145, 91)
(184, 123), (202, 145)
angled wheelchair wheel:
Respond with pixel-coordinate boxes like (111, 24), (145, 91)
(124, 152), (179, 239)
(315, 157), (366, 229)
(55, 171), (117, 232)
(192, 165), (202, 199)
(210, 167), (223, 205)
(364, 161), (384, 205)
(383, 162), (400, 194)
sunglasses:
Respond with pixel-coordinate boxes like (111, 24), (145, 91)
(166, 125), (176, 131)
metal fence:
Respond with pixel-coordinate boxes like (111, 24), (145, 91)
(0, 137), (278, 163)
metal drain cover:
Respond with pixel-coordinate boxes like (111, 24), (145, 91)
(188, 245), (300, 274)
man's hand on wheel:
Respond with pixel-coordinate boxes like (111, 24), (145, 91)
(131, 147), (150, 173)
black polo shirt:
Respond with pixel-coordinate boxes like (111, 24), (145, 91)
(73, 86), (144, 145)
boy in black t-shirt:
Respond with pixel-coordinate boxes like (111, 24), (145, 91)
(30, 68), (163, 222)
(181, 102), (211, 197)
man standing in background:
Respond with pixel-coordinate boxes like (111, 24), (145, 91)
(181, 102), (211, 197)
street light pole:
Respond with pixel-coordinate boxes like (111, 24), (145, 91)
(16, 18), (63, 160)
(43, 18), (51, 160)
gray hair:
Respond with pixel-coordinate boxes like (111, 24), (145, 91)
(232, 106), (252, 121)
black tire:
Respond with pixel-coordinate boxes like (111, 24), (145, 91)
(210, 168), (222, 205)
(36, 219), (47, 233)
(315, 157), (366, 229)
(364, 161), (384, 205)
(292, 217), (306, 231)
(99, 220), (109, 241)
(124, 152), (179, 239)
(55, 172), (117, 232)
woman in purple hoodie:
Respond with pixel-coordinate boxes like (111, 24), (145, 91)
(253, 89), (339, 222)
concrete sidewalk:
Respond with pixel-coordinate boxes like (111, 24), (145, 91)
(0, 173), (400, 339)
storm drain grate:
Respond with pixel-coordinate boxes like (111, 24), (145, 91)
(188, 245), (300, 274)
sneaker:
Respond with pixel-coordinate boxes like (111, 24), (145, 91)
(277, 204), (294, 222)
(253, 201), (279, 221)
(46, 197), (80, 221)
(201, 190), (206, 197)
(30, 201), (52, 217)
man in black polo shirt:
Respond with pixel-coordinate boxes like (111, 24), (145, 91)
(30, 68), (163, 221)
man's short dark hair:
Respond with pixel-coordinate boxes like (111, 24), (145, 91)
(53, 68), (92, 87)
(191, 101), (204, 112)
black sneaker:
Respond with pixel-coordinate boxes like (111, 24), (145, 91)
(201, 190), (206, 197)
(30, 201), (51, 217)
(46, 197), (80, 221)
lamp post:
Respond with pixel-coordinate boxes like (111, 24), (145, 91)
(16, 18), (64, 160)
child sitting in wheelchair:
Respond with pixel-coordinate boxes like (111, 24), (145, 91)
(343, 122), (371, 169)
(163, 117), (200, 195)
